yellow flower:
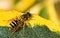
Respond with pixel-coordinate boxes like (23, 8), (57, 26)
(0, 10), (23, 27)
(25, 14), (60, 32)
(0, 10), (60, 32)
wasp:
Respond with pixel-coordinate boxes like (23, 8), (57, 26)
(9, 12), (31, 33)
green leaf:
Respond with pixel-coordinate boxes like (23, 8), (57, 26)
(0, 26), (60, 38)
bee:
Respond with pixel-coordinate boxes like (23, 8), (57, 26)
(9, 12), (31, 33)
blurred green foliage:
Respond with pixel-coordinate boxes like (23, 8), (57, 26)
(15, 0), (20, 4)
(39, 6), (49, 19)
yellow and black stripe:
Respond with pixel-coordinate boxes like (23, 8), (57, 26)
(9, 12), (31, 32)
